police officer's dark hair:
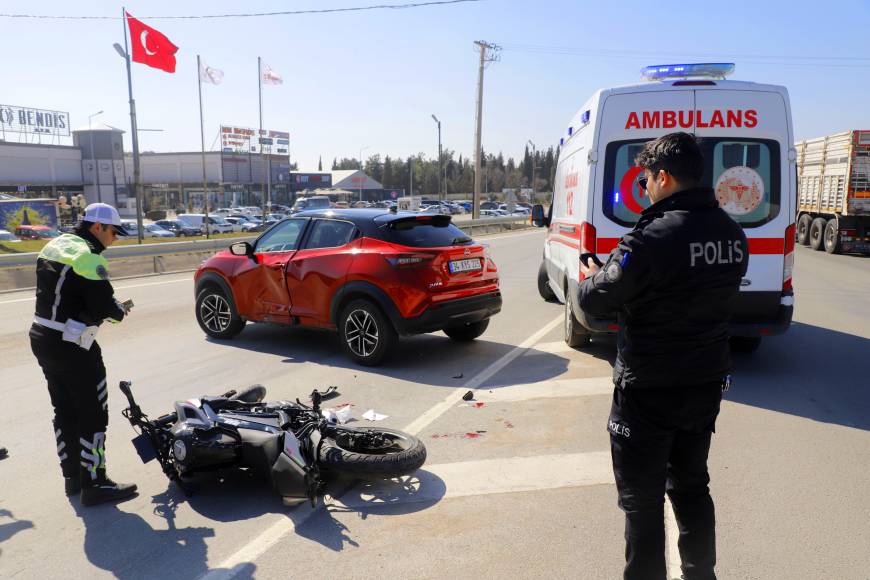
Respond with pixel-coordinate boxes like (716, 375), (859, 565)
(634, 132), (704, 186)
(75, 221), (110, 236)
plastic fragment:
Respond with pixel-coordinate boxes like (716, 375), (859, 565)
(362, 409), (388, 421)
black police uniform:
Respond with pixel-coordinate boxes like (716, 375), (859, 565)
(29, 227), (136, 504)
(577, 187), (748, 580)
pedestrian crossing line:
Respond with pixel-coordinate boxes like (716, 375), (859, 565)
(475, 376), (614, 403)
(333, 451), (615, 508)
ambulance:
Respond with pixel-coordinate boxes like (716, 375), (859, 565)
(532, 63), (796, 353)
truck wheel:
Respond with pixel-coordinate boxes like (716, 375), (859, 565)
(537, 261), (557, 302)
(564, 290), (591, 348)
(809, 217), (827, 251)
(729, 336), (762, 353)
(823, 219), (840, 254)
(796, 214), (812, 246)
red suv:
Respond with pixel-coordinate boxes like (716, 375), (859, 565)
(194, 209), (501, 365)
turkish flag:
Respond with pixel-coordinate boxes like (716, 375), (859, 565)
(126, 12), (178, 73)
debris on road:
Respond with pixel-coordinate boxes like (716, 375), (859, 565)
(453, 373), (464, 379)
(323, 404), (353, 424)
(362, 409), (388, 421)
(462, 390), (474, 401)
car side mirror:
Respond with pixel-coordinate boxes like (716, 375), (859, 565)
(230, 241), (254, 258)
(531, 204), (548, 227)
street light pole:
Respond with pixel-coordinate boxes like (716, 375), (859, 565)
(88, 110), (103, 203)
(431, 115), (443, 202)
(358, 145), (370, 204)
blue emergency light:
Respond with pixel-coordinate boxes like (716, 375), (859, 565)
(641, 63), (735, 81)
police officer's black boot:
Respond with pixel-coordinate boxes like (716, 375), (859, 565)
(79, 467), (138, 507)
(64, 475), (81, 496)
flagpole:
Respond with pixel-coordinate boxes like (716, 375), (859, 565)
(258, 56), (266, 220)
(197, 54), (211, 239)
(121, 7), (144, 244)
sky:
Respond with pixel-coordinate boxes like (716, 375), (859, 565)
(2, 0), (870, 171)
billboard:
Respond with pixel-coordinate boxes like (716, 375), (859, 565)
(0, 105), (70, 137)
(0, 199), (59, 230)
(221, 125), (289, 156)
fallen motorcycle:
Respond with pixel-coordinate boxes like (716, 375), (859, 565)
(119, 381), (426, 506)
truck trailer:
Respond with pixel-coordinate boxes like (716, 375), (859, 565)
(795, 130), (870, 255)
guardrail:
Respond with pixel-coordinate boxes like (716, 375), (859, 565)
(0, 216), (535, 269)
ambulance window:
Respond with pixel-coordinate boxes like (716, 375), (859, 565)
(602, 139), (654, 227)
(710, 140), (780, 227)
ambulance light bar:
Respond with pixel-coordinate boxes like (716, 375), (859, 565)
(641, 63), (735, 81)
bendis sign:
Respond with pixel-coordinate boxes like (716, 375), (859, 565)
(625, 109), (758, 130)
(0, 105), (70, 136)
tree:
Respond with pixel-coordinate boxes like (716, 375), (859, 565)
(332, 157), (337, 170)
(318, 156), (323, 171)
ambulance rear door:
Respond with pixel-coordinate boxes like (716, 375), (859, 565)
(693, 88), (792, 305)
(592, 88), (696, 257)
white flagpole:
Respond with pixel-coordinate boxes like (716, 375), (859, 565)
(121, 6), (144, 244)
(197, 54), (211, 238)
(258, 57), (266, 220)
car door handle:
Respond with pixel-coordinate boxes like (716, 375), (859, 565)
(268, 263), (286, 269)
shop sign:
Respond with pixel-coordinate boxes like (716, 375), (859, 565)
(0, 104), (70, 136)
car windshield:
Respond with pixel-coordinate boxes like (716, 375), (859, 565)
(37, 229), (61, 237)
(603, 137), (781, 228)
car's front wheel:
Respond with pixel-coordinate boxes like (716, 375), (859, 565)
(195, 287), (245, 339)
(338, 299), (397, 366)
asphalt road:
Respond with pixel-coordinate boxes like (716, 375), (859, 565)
(0, 233), (868, 580)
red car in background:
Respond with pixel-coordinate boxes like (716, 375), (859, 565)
(194, 209), (501, 365)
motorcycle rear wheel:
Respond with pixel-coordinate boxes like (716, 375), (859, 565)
(319, 427), (426, 480)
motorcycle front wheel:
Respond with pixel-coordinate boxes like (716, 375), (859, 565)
(318, 427), (426, 480)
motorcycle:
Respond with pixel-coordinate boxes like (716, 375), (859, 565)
(119, 381), (426, 506)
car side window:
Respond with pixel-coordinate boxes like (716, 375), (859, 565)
(304, 219), (356, 250)
(256, 219), (307, 253)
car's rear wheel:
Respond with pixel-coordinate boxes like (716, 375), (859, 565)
(444, 319), (489, 342)
(338, 299), (397, 366)
(195, 287), (245, 339)
(564, 290), (591, 348)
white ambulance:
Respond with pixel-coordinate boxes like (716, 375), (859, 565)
(532, 63), (796, 353)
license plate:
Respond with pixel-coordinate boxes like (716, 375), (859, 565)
(449, 258), (482, 273)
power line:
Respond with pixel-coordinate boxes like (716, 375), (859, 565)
(501, 43), (870, 68)
(0, 0), (482, 20)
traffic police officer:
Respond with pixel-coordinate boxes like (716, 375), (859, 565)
(30, 203), (138, 506)
(577, 132), (748, 580)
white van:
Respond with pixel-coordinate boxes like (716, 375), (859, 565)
(177, 213), (235, 234)
(533, 63), (796, 353)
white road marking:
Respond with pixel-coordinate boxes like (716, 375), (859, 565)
(473, 376), (613, 403)
(665, 496), (682, 579)
(0, 277), (191, 305)
(334, 451), (614, 508)
(198, 313), (563, 580)
(402, 314), (563, 436)
(523, 340), (576, 355)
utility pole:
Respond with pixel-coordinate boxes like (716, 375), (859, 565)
(528, 139), (536, 204)
(431, 114), (443, 201)
(472, 40), (500, 219)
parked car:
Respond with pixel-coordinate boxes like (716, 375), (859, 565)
(155, 219), (201, 237)
(144, 223), (176, 238)
(177, 213), (235, 234)
(194, 209), (502, 365)
(0, 229), (21, 243)
(15, 225), (61, 240)
(480, 201), (499, 211)
(291, 196), (331, 213)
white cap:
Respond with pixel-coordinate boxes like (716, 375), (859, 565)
(82, 203), (129, 235)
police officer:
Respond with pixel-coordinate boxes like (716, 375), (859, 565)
(30, 202), (138, 507)
(577, 132), (748, 580)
